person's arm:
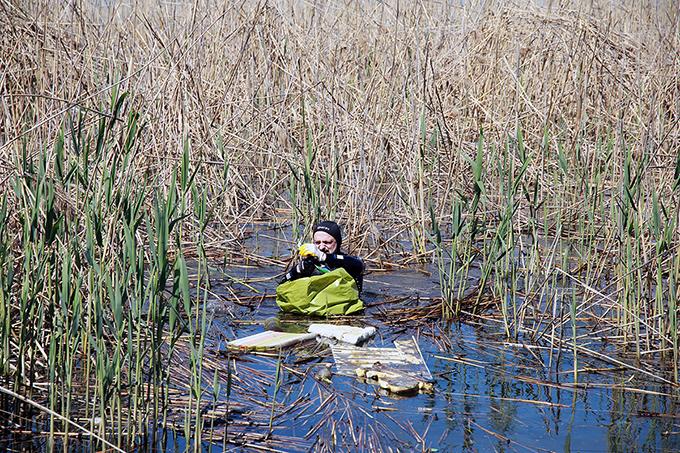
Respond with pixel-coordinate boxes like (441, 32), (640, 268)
(280, 258), (316, 284)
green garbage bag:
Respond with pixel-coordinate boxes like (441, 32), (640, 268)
(276, 268), (363, 316)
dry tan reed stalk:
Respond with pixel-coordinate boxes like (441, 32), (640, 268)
(2, 1), (677, 242)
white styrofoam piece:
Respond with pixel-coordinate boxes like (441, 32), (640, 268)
(308, 323), (376, 345)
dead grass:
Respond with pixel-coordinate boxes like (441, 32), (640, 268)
(1, 0), (677, 248)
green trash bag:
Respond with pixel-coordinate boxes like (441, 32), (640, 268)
(276, 268), (364, 316)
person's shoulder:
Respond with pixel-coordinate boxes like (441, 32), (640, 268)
(337, 251), (364, 269)
(337, 250), (362, 258)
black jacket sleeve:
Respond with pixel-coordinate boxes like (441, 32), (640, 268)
(280, 258), (316, 284)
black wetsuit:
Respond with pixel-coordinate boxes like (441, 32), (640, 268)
(281, 251), (365, 293)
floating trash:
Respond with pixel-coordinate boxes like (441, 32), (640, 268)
(308, 323), (376, 345)
(330, 336), (434, 395)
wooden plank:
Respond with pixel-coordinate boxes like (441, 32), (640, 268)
(228, 331), (317, 351)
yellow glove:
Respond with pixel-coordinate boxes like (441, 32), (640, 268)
(298, 243), (327, 262)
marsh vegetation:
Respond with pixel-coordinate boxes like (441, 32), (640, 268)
(0, 0), (678, 450)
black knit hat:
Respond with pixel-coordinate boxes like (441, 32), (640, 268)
(314, 221), (342, 251)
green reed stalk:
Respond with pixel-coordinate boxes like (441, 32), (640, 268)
(222, 356), (232, 451)
(413, 107), (429, 256)
(669, 252), (679, 383)
(269, 353), (283, 436)
(327, 146), (341, 220)
(289, 170), (301, 242)
(0, 196), (11, 377)
(0, 87), (217, 449)
(570, 286), (578, 384)
(209, 368), (220, 445)
(468, 131), (485, 245)
(48, 325), (57, 451)
(303, 127), (321, 225)
(430, 190), (469, 317)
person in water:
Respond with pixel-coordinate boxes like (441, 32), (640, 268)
(281, 221), (364, 292)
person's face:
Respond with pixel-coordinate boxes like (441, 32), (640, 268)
(313, 231), (337, 254)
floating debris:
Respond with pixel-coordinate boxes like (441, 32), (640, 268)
(314, 365), (333, 383)
(330, 337), (434, 395)
(308, 323), (376, 345)
(356, 364), (428, 394)
(228, 330), (317, 351)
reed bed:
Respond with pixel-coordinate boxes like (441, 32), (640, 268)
(1, 0), (679, 450)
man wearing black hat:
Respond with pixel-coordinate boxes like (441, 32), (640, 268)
(281, 221), (364, 292)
